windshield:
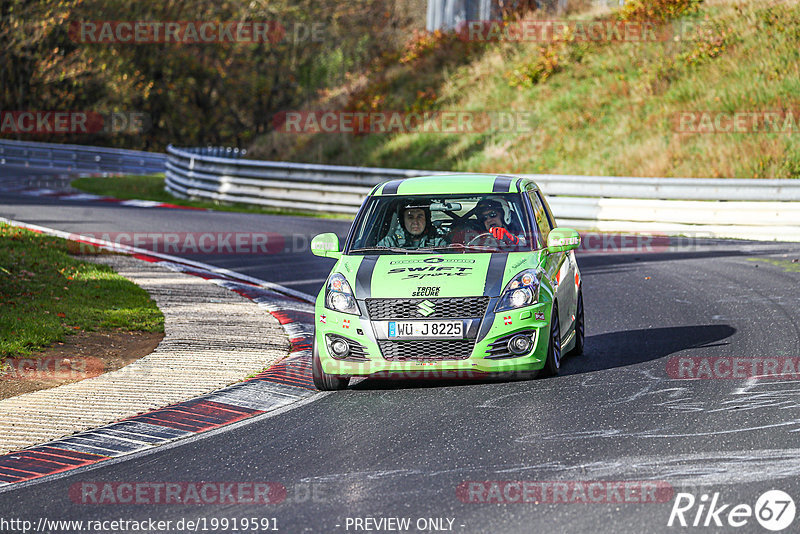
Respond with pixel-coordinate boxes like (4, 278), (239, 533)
(347, 193), (536, 254)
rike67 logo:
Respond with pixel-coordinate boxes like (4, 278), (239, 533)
(668, 490), (796, 531)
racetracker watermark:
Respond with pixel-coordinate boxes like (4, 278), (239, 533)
(457, 19), (661, 42)
(69, 21), (286, 44)
(457, 481), (674, 503)
(273, 111), (535, 135)
(70, 232), (291, 255)
(69, 21), (326, 45)
(0, 111), (149, 135)
(69, 482), (286, 505)
(577, 233), (701, 254)
(71, 232), (708, 257)
(455, 19), (709, 43)
(667, 357), (800, 380)
(1, 357), (104, 381)
(673, 110), (800, 134)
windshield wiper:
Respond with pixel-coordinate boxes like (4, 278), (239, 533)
(349, 246), (409, 253)
(417, 244), (501, 252)
(414, 246), (453, 252)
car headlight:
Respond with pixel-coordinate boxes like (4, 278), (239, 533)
(325, 273), (360, 315)
(495, 269), (540, 312)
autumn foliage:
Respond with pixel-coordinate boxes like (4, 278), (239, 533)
(0, 0), (426, 150)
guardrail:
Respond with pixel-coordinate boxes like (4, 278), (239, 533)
(0, 139), (165, 174)
(165, 145), (445, 214)
(166, 144), (800, 241)
(1, 140), (795, 241)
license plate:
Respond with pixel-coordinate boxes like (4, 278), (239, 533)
(388, 321), (463, 338)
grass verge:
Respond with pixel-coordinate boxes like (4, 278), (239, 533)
(71, 174), (354, 220)
(746, 257), (800, 273)
(0, 224), (164, 357)
(249, 0), (800, 179)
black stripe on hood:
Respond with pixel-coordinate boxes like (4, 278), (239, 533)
(477, 253), (508, 342)
(382, 180), (404, 195)
(355, 255), (379, 300)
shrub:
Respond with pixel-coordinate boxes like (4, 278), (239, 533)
(618, 0), (703, 22)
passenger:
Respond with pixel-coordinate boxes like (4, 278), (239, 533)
(377, 204), (446, 249)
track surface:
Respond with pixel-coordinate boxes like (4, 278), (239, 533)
(2, 166), (800, 533)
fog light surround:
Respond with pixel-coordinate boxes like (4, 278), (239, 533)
(508, 333), (533, 355)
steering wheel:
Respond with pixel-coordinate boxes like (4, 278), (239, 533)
(466, 232), (502, 247)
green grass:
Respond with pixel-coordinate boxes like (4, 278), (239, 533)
(0, 224), (164, 357)
(746, 257), (800, 273)
(71, 174), (354, 220)
(249, 0), (800, 179)
(72, 174), (174, 203)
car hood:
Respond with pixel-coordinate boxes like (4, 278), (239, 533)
(339, 252), (542, 299)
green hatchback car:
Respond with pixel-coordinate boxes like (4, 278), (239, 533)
(310, 174), (583, 390)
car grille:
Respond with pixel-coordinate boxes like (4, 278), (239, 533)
(378, 339), (475, 361)
(366, 297), (489, 320)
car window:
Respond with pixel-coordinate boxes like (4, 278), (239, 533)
(535, 190), (557, 229)
(348, 198), (383, 248)
(348, 193), (533, 254)
(528, 191), (552, 248)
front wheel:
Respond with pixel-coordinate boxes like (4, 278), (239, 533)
(312, 336), (350, 391)
(543, 305), (562, 376)
(568, 289), (584, 356)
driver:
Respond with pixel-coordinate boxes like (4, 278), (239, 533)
(377, 204), (446, 249)
(475, 198), (526, 247)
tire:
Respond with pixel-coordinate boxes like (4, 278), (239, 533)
(568, 289), (584, 356)
(312, 336), (350, 391)
(543, 304), (562, 377)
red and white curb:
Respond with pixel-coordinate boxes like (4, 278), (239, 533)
(1, 172), (205, 211)
(15, 188), (205, 211)
(0, 218), (318, 490)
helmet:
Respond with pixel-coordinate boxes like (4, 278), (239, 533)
(476, 196), (511, 226)
(397, 200), (434, 238)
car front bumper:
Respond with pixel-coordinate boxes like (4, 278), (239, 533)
(315, 299), (552, 377)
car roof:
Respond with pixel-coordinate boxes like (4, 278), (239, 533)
(370, 174), (538, 196)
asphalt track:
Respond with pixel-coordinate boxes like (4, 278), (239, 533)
(2, 165), (800, 533)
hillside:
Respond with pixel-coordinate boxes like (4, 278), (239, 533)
(248, 0), (800, 179)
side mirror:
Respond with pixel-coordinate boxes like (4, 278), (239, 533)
(311, 233), (342, 259)
(547, 228), (581, 253)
